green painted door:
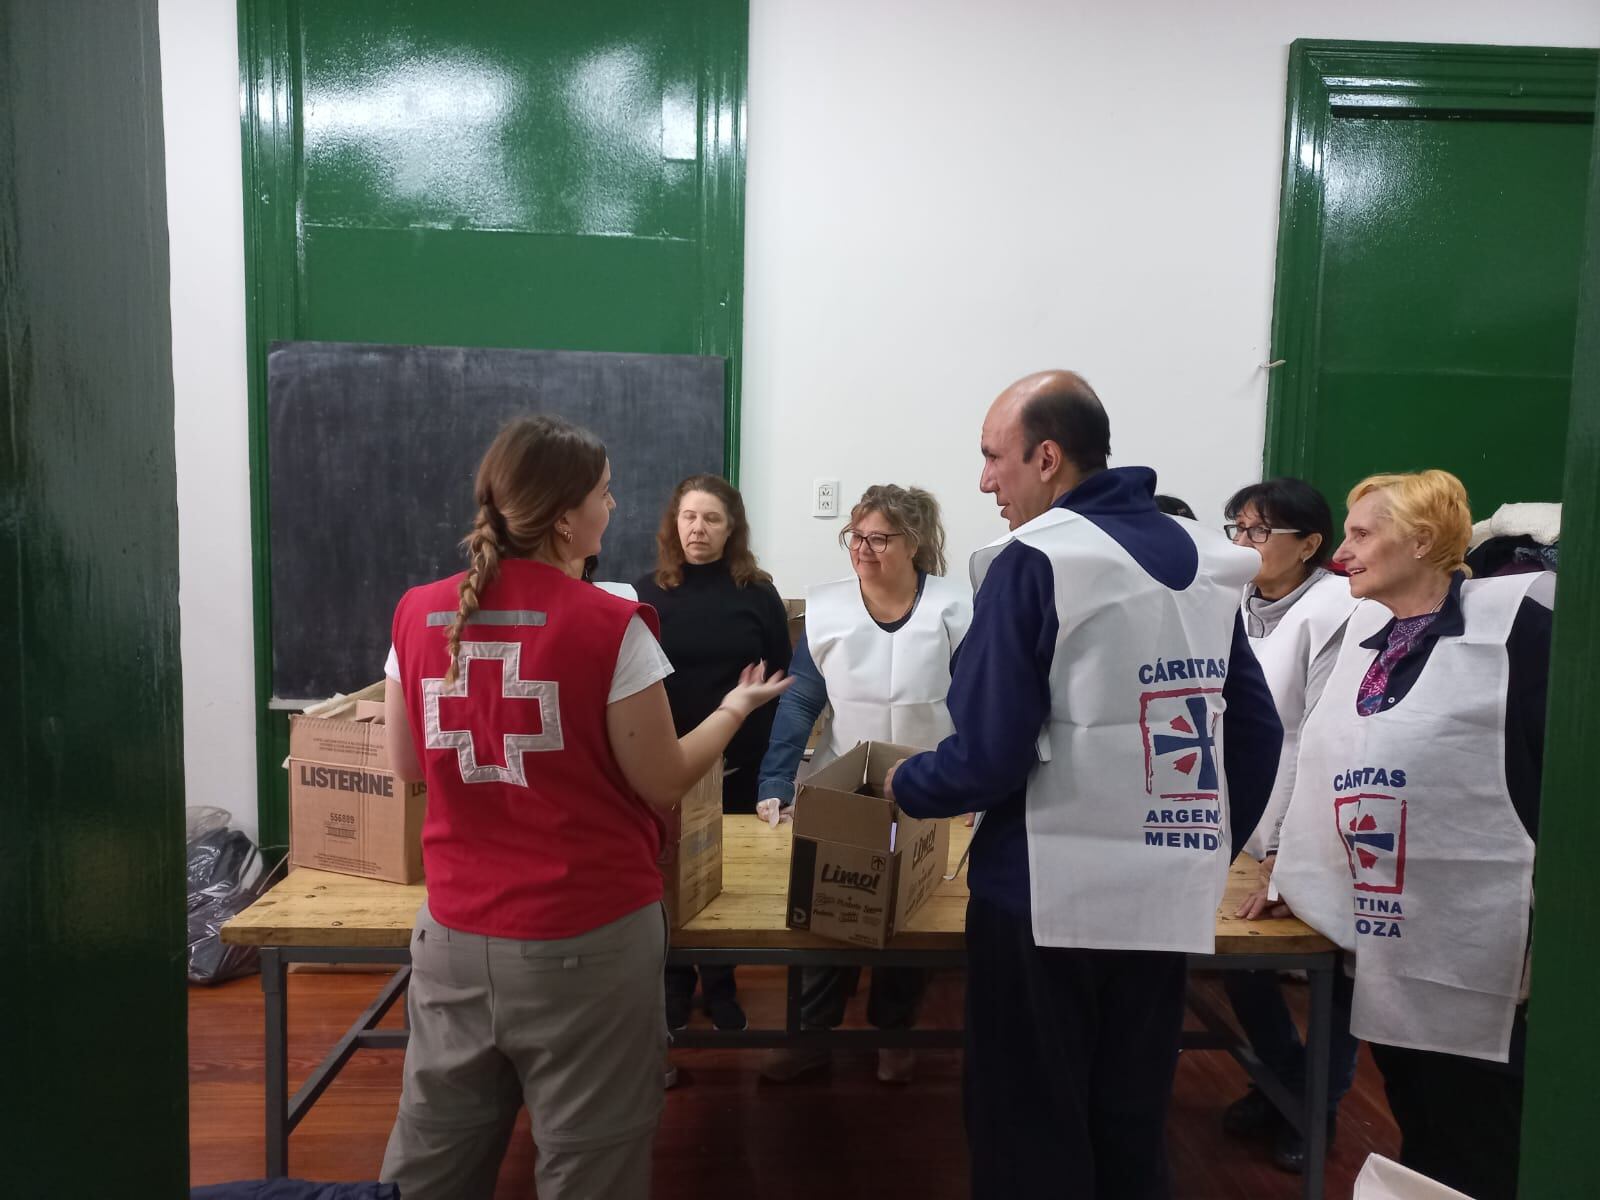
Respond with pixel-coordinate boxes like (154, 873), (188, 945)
(1267, 42), (1597, 515)
(2, 0), (187, 1193)
(241, 0), (748, 847)
(1521, 78), (1600, 1200)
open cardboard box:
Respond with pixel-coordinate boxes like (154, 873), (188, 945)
(785, 740), (950, 947)
(287, 681), (427, 884)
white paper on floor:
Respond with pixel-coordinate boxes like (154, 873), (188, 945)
(1353, 1154), (1475, 1200)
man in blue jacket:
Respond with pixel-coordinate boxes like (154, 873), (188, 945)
(887, 371), (1282, 1199)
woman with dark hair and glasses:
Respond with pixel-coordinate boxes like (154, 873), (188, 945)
(754, 483), (971, 1085)
(1218, 476), (1361, 1173)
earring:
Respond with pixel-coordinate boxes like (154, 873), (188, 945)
(561, 528), (573, 543)
(1414, 552), (1422, 559)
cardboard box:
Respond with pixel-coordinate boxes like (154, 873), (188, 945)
(659, 760), (723, 927)
(782, 597), (806, 650)
(785, 741), (950, 948)
(287, 682), (427, 884)
(780, 600), (827, 754)
(353, 698), (387, 722)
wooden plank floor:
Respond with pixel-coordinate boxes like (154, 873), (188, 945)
(189, 967), (1397, 1198)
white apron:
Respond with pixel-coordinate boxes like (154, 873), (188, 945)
(1242, 570), (1359, 860)
(805, 573), (972, 766)
(974, 509), (1258, 953)
(1274, 573), (1552, 1062)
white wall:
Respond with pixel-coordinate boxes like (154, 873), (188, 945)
(742, 0), (1600, 597)
(159, 0), (1597, 835)
(160, 0), (257, 842)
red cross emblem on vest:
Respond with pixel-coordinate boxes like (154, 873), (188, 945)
(422, 642), (563, 786)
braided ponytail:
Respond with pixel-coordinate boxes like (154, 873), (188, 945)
(444, 505), (504, 685)
(441, 416), (609, 684)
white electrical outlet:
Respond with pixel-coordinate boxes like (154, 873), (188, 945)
(812, 478), (840, 518)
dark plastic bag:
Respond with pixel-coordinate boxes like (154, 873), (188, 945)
(186, 806), (281, 985)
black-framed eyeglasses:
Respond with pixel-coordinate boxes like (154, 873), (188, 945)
(1224, 523), (1301, 545)
(842, 529), (907, 554)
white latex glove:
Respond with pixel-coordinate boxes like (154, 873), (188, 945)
(755, 797), (793, 828)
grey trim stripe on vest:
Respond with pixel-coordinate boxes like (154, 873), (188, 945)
(425, 609), (548, 627)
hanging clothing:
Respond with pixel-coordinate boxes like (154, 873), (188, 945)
(1275, 571), (1556, 1062)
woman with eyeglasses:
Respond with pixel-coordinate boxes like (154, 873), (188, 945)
(754, 484), (972, 1085)
(1217, 477), (1362, 1173)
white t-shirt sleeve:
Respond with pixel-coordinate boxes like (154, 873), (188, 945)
(384, 644), (400, 682)
(609, 614), (673, 703)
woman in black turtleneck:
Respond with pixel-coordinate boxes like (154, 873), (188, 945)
(634, 475), (791, 1032)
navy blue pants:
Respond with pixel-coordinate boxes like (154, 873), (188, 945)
(1369, 1008), (1527, 1200)
(1223, 964), (1359, 1114)
(964, 896), (1187, 1200)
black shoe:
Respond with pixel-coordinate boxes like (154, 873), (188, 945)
(666, 990), (693, 1031)
(1271, 1112), (1338, 1175)
(706, 994), (747, 1031)
(1222, 1087), (1276, 1139)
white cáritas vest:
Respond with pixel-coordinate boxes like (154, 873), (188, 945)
(1242, 570), (1359, 860)
(1274, 573), (1552, 1062)
(976, 509), (1259, 953)
(805, 573), (972, 765)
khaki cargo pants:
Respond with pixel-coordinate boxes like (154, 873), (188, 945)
(381, 901), (668, 1200)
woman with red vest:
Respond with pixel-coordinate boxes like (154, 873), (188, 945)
(378, 416), (790, 1200)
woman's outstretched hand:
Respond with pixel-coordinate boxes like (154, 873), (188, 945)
(718, 661), (793, 719)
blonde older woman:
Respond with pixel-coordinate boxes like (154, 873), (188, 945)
(1274, 469), (1554, 1200)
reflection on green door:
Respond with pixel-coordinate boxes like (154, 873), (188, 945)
(294, 2), (719, 355)
(1315, 114), (1590, 512)
(240, 0), (749, 847)
(1266, 41), (1597, 519)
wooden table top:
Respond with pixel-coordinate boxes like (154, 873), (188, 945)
(223, 815), (1333, 955)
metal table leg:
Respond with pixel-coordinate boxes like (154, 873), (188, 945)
(1185, 951), (1337, 1200)
(1301, 958), (1333, 1200)
(261, 946), (288, 1177)
(785, 964), (804, 1034)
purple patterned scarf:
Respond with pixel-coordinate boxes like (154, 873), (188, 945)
(1357, 612), (1440, 716)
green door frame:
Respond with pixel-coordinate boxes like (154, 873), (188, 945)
(1520, 75), (1600, 1200)
(3, 1), (188, 1191)
(1264, 38), (1597, 480)
(1268, 39), (1600, 1197)
(236, 0), (749, 848)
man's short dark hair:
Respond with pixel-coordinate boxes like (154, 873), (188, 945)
(1020, 376), (1110, 473)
